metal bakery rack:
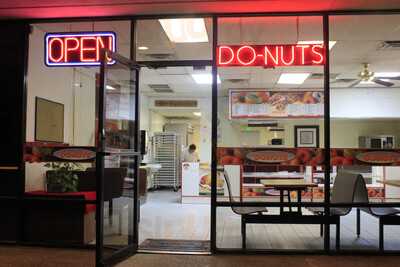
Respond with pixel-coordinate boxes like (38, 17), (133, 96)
(152, 132), (181, 191)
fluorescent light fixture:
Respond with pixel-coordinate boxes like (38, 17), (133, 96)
(159, 18), (208, 43)
(193, 112), (202, 117)
(297, 40), (336, 50)
(191, 73), (221, 84)
(278, 73), (310, 84)
(374, 72), (400, 77)
(138, 46), (149, 50)
(106, 85), (116, 90)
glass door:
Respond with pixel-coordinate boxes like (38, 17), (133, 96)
(96, 49), (141, 266)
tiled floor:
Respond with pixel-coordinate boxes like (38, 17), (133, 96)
(138, 190), (400, 251)
(1, 246), (400, 267)
(2, 191), (398, 267)
(117, 254), (400, 267)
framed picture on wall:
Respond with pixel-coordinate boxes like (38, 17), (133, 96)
(294, 125), (319, 148)
(35, 97), (64, 143)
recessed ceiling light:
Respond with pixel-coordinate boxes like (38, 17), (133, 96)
(278, 73), (310, 84)
(106, 85), (116, 90)
(191, 73), (221, 84)
(138, 46), (149, 50)
(159, 18), (208, 43)
(193, 112), (202, 117)
(375, 72), (400, 78)
(297, 40), (336, 50)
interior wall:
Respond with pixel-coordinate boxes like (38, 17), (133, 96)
(218, 96), (400, 148)
(331, 119), (400, 148)
(331, 88), (400, 118)
(149, 110), (166, 136)
(26, 25), (75, 144)
(198, 98), (212, 163)
(145, 96), (212, 163)
(25, 21), (131, 192)
(140, 94), (150, 133)
(73, 69), (96, 146)
(25, 25), (75, 191)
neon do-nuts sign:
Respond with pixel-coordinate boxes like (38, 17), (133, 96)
(45, 32), (116, 66)
(217, 44), (325, 67)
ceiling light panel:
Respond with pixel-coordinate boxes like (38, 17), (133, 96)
(277, 73), (310, 84)
(191, 73), (221, 84)
(159, 18), (209, 43)
(297, 40), (336, 50)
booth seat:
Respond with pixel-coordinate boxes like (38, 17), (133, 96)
(23, 190), (96, 245)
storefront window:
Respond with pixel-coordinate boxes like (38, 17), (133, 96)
(5, 11), (399, 260)
(330, 14), (400, 251)
(24, 21), (132, 261)
(135, 18), (212, 61)
(216, 16), (325, 250)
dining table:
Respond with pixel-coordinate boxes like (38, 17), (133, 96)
(260, 179), (317, 215)
(377, 179), (400, 187)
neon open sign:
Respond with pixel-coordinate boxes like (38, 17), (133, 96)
(45, 32), (116, 66)
(217, 44), (325, 67)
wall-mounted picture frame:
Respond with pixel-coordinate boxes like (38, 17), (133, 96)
(294, 125), (319, 148)
(35, 97), (64, 143)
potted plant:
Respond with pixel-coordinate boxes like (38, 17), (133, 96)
(45, 162), (83, 193)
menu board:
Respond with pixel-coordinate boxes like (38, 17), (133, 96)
(229, 90), (324, 119)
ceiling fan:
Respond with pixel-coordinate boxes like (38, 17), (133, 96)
(344, 63), (400, 87)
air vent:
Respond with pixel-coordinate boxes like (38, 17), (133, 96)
(248, 120), (278, 128)
(224, 78), (249, 83)
(148, 84), (174, 93)
(154, 100), (198, 108)
(144, 53), (174, 59)
(269, 127), (285, 132)
(164, 116), (192, 120)
(193, 66), (206, 71)
(379, 41), (400, 50)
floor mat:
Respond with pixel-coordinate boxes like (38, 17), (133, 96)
(139, 239), (210, 252)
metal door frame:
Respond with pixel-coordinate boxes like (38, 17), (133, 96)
(96, 49), (141, 267)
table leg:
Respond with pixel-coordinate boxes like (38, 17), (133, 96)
(297, 189), (302, 215)
(280, 189), (284, 215)
(287, 190), (292, 212)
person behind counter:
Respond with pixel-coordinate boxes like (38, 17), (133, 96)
(182, 144), (200, 162)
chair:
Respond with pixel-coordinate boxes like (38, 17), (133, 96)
(81, 168), (127, 232)
(308, 170), (364, 250)
(222, 169), (268, 249)
(354, 176), (400, 251)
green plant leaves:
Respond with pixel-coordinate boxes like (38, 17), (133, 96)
(45, 162), (83, 192)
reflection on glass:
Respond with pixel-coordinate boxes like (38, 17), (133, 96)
(216, 16), (325, 250)
(330, 14), (400, 251)
(105, 62), (136, 152)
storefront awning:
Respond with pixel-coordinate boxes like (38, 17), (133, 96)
(1, 0), (400, 20)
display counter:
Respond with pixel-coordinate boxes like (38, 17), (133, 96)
(181, 162), (241, 204)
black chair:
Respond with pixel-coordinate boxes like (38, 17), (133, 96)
(354, 176), (400, 251)
(80, 168), (127, 231)
(222, 169), (268, 249)
(308, 170), (364, 250)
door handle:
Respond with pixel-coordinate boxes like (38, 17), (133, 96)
(0, 166), (19, 170)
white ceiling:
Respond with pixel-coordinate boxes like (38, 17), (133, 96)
(32, 14), (400, 102)
(137, 15), (400, 98)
